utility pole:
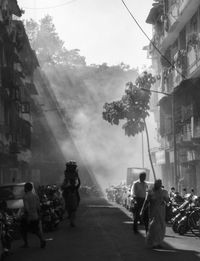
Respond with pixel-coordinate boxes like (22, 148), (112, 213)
(141, 131), (144, 168)
(172, 92), (178, 189)
(141, 87), (178, 187)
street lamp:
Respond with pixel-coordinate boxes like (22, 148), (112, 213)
(141, 87), (178, 188)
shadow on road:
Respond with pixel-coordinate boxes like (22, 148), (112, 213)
(5, 195), (200, 261)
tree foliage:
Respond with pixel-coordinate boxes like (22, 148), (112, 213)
(24, 15), (86, 67)
(102, 71), (156, 136)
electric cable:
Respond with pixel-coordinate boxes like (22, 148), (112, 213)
(23, 0), (78, 10)
(121, 0), (186, 80)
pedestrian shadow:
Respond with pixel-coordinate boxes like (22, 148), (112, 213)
(165, 233), (198, 239)
(146, 246), (200, 261)
(124, 228), (200, 261)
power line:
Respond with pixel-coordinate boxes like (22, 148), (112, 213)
(23, 0), (78, 10)
(121, 0), (186, 80)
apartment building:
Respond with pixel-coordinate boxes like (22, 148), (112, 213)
(146, 0), (200, 193)
(0, 0), (34, 183)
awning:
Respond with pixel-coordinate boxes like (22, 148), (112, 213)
(159, 77), (200, 108)
(174, 77), (200, 96)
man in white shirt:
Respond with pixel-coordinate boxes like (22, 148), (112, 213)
(21, 182), (46, 248)
(132, 172), (149, 234)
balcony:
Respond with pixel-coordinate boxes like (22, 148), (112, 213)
(187, 150), (200, 161)
(161, 50), (188, 91)
(160, 0), (200, 52)
(168, 0), (189, 29)
(173, 50), (187, 85)
(18, 119), (31, 149)
(176, 122), (193, 147)
(179, 148), (188, 163)
(178, 148), (200, 163)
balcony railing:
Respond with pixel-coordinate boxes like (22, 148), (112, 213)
(162, 50), (187, 91)
(168, 0), (190, 30)
(187, 46), (200, 75)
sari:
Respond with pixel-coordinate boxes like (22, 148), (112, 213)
(145, 188), (169, 248)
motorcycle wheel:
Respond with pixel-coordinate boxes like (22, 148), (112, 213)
(177, 222), (188, 235)
(172, 220), (179, 233)
(188, 209), (200, 238)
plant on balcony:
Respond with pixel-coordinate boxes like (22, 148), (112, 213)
(187, 32), (200, 52)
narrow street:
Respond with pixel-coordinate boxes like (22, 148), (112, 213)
(6, 195), (200, 261)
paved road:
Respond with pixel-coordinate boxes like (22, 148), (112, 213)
(6, 196), (200, 261)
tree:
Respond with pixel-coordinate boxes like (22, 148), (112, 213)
(102, 71), (157, 180)
(24, 15), (86, 67)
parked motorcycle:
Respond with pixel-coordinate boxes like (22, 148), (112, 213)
(171, 199), (191, 233)
(176, 206), (194, 235)
(0, 210), (14, 260)
(52, 198), (64, 221)
(171, 193), (198, 234)
(40, 199), (60, 232)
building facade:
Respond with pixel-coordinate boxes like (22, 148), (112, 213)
(0, 0), (65, 185)
(146, 0), (200, 193)
(0, 0), (34, 183)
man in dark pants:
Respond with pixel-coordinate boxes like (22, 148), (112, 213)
(132, 172), (149, 234)
(21, 182), (46, 248)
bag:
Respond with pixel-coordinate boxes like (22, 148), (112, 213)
(130, 198), (137, 213)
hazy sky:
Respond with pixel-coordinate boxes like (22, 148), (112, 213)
(17, 0), (158, 187)
(18, 0), (153, 68)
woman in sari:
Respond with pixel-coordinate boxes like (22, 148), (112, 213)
(140, 179), (169, 249)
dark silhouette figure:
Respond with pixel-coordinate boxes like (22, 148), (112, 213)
(61, 161), (81, 227)
(132, 172), (149, 234)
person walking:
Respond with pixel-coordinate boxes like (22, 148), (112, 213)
(61, 161), (81, 227)
(21, 182), (46, 248)
(140, 179), (169, 249)
(131, 172), (149, 234)
(169, 187), (176, 199)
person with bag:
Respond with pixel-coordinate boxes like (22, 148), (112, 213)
(140, 179), (169, 249)
(20, 182), (46, 248)
(61, 161), (81, 227)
